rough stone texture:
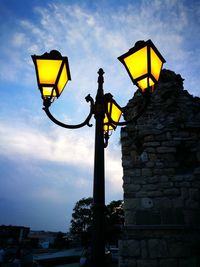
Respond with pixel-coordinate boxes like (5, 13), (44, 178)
(119, 69), (200, 267)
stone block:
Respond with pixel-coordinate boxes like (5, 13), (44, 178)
(122, 159), (132, 168)
(162, 141), (180, 146)
(179, 258), (197, 267)
(141, 240), (148, 258)
(155, 162), (165, 168)
(145, 147), (156, 153)
(161, 208), (184, 224)
(163, 168), (175, 175)
(185, 199), (199, 209)
(144, 135), (155, 142)
(168, 242), (192, 257)
(183, 175), (194, 181)
(156, 133), (170, 141)
(128, 240), (141, 257)
(136, 191), (148, 197)
(131, 177), (146, 184)
(160, 259), (178, 267)
(119, 257), (137, 267)
(121, 130), (129, 139)
(120, 240), (140, 257)
(124, 210), (136, 224)
(136, 210), (161, 225)
(189, 188), (200, 201)
(137, 259), (158, 267)
(148, 239), (168, 258)
(160, 182), (173, 189)
(128, 169), (141, 177)
(160, 176), (169, 182)
(171, 175), (184, 182)
(178, 182), (191, 187)
(141, 168), (153, 176)
(194, 181), (200, 188)
(146, 161), (155, 167)
(131, 150), (139, 163)
(194, 167), (200, 175)
(157, 197), (172, 209)
(154, 168), (175, 176)
(183, 210), (200, 225)
(164, 188), (180, 196)
(149, 153), (157, 161)
(153, 168), (164, 175)
(172, 197), (184, 208)
(147, 176), (159, 183)
(181, 188), (189, 199)
(157, 147), (176, 153)
(123, 184), (141, 193)
(147, 191), (164, 197)
(144, 142), (160, 147)
(143, 184), (158, 191)
(124, 198), (140, 210)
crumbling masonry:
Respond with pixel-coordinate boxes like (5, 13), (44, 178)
(119, 69), (200, 267)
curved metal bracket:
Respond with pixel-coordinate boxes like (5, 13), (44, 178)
(42, 94), (94, 129)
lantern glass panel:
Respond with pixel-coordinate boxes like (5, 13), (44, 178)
(150, 48), (163, 81)
(137, 77), (154, 92)
(110, 102), (122, 123)
(36, 59), (62, 85)
(57, 64), (69, 95)
(103, 114), (113, 132)
(124, 46), (147, 80)
(103, 102), (122, 132)
(42, 86), (56, 97)
(104, 103), (112, 131)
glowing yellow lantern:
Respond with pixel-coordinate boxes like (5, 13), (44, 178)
(32, 50), (71, 100)
(104, 94), (122, 134)
(118, 40), (165, 92)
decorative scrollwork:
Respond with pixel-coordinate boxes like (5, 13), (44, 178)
(42, 94), (94, 129)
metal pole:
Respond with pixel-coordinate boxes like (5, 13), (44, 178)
(91, 68), (105, 267)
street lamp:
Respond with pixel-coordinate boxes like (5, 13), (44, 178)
(32, 50), (71, 100)
(32, 40), (165, 267)
(118, 40), (165, 93)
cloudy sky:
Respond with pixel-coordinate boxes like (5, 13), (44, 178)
(0, 0), (199, 232)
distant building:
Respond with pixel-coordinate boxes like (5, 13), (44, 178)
(28, 231), (57, 248)
(0, 225), (30, 245)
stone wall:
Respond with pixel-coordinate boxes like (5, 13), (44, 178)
(119, 70), (200, 267)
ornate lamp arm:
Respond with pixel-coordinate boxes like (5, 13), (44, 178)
(42, 94), (94, 129)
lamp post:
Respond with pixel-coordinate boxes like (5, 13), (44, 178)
(32, 40), (165, 267)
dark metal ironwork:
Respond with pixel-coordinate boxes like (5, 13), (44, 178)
(105, 89), (151, 127)
(41, 68), (150, 267)
(43, 94), (94, 129)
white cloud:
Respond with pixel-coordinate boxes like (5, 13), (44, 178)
(106, 148), (123, 195)
(0, 121), (93, 168)
(12, 32), (27, 47)
(0, 120), (123, 194)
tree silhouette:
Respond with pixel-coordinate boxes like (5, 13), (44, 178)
(105, 200), (124, 245)
(70, 197), (93, 245)
(70, 198), (124, 245)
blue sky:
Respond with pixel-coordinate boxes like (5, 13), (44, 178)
(0, 0), (199, 232)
